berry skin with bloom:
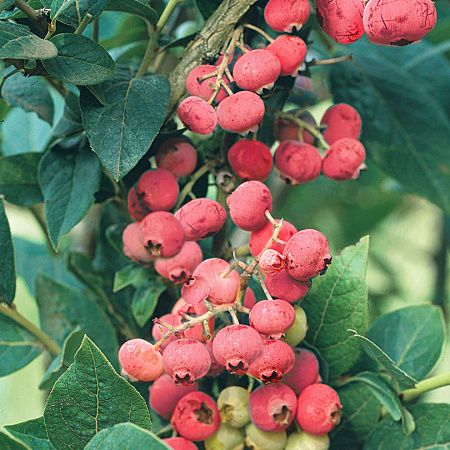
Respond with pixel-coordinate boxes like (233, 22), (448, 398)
(266, 35), (307, 76)
(216, 91), (265, 135)
(155, 138), (197, 178)
(273, 110), (317, 145)
(258, 249), (286, 275)
(226, 180), (272, 231)
(162, 338), (211, 385)
(228, 139), (273, 182)
(177, 96), (217, 135)
(264, 0), (311, 32)
(181, 275), (211, 305)
(249, 219), (297, 257)
(281, 305), (308, 348)
(213, 324), (264, 374)
(217, 386), (251, 428)
(249, 299), (296, 338)
(265, 269), (311, 303)
(245, 423), (287, 450)
(315, 0), (366, 45)
(296, 383), (342, 435)
(283, 229), (332, 281)
(118, 339), (163, 382)
(149, 373), (198, 420)
(172, 391), (221, 441)
(275, 140), (322, 186)
(122, 222), (155, 265)
(282, 348), (320, 395)
(320, 103), (362, 144)
(204, 423), (245, 450)
(163, 437), (198, 450)
(186, 64), (230, 103)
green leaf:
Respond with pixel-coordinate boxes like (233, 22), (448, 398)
(0, 153), (43, 206)
(350, 332), (417, 392)
(35, 273), (119, 369)
(364, 403), (450, 450)
(53, 91), (83, 137)
(39, 327), (84, 390)
(367, 305), (446, 382)
(0, 199), (16, 304)
(80, 68), (171, 180)
(0, 430), (31, 450)
(131, 278), (166, 327)
(85, 423), (170, 449)
(105, 0), (157, 24)
(44, 336), (151, 449)
(4, 417), (56, 450)
(195, 0), (222, 20)
(50, 0), (109, 27)
(2, 73), (54, 124)
(38, 136), (101, 250)
(0, 0), (46, 19)
(42, 34), (115, 86)
(0, 312), (43, 377)
(329, 39), (450, 213)
(113, 264), (144, 292)
(302, 236), (369, 380)
(105, 224), (127, 257)
(0, 0), (16, 12)
(83, 84), (106, 105)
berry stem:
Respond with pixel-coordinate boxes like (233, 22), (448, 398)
(400, 372), (450, 402)
(307, 54), (353, 67)
(74, 13), (92, 35)
(174, 163), (212, 210)
(13, 0), (48, 36)
(242, 23), (274, 43)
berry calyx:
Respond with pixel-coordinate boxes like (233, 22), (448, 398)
(258, 249), (286, 275)
(177, 96), (217, 135)
(217, 386), (251, 428)
(264, 0), (311, 32)
(122, 222), (155, 265)
(181, 275), (211, 304)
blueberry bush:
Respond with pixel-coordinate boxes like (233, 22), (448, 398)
(0, 0), (449, 449)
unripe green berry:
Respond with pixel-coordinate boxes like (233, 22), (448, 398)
(285, 430), (330, 449)
(217, 386), (251, 428)
(244, 423), (287, 450)
(281, 305), (308, 348)
(204, 423), (245, 450)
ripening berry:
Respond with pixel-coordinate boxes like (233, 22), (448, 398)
(149, 373), (198, 419)
(249, 299), (296, 338)
(139, 211), (185, 258)
(162, 338), (211, 385)
(244, 423), (287, 450)
(154, 241), (203, 283)
(172, 300), (215, 342)
(177, 96), (217, 135)
(244, 287), (256, 309)
(296, 383), (342, 435)
(322, 138), (367, 181)
(247, 340), (295, 383)
(320, 103), (362, 144)
(192, 258), (240, 305)
(122, 222), (155, 265)
(155, 138), (197, 178)
(118, 339), (163, 382)
(285, 430), (330, 450)
(249, 219), (297, 257)
(281, 305), (308, 348)
(363, 0), (437, 46)
(181, 275), (211, 304)
(275, 140), (322, 185)
(283, 229), (332, 281)
(216, 91), (265, 135)
(228, 139), (273, 182)
(258, 249), (286, 275)
(248, 383), (297, 432)
(264, 0), (311, 32)
(204, 423), (245, 450)
(172, 297), (208, 317)
(213, 324), (264, 374)
(171, 391), (220, 441)
(226, 180), (272, 231)
(204, 339), (225, 376)
(266, 35), (307, 76)
(315, 0), (365, 44)
(163, 437), (198, 450)
(127, 187), (149, 221)
(186, 64), (230, 103)
(217, 386), (251, 428)
(282, 348), (320, 395)
(175, 198), (227, 241)
(273, 110), (317, 145)
(265, 270), (311, 303)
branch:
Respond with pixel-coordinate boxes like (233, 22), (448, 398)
(401, 372), (450, 402)
(14, 0), (49, 36)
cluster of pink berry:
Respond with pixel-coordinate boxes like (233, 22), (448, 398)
(314, 0), (437, 46)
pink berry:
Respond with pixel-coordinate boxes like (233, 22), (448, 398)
(363, 0), (437, 46)
(175, 198), (227, 241)
(244, 287), (257, 309)
(171, 391), (221, 441)
(226, 180), (272, 231)
(149, 373), (198, 419)
(213, 324), (264, 374)
(249, 220), (297, 257)
(155, 138), (198, 178)
(315, 0), (366, 44)
(171, 300), (215, 342)
(172, 297), (208, 317)
(228, 139), (273, 182)
(275, 140), (322, 185)
(118, 339), (163, 382)
(264, 0), (311, 32)
(139, 211), (185, 258)
(258, 249), (286, 275)
(186, 64), (230, 103)
(296, 383), (342, 435)
(204, 339), (225, 377)
(273, 110), (317, 145)
(122, 222), (155, 265)
(322, 138), (367, 181)
(154, 241), (203, 283)
(127, 187), (149, 221)
(177, 96), (217, 135)
(162, 338), (211, 385)
(248, 383), (297, 432)
(233, 49), (281, 93)
(181, 275), (211, 304)
(282, 348), (320, 395)
(163, 437), (198, 450)
(283, 229), (332, 281)
(216, 91), (265, 135)
(247, 340), (295, 383)
(320, 103), (362, 144)
(192, 258), (240, 305)
(265, 270), (311, 303)
(266, 35), (307, 76)
(249, 299), (296, 338)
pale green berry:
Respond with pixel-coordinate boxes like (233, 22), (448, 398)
(217, 386), (251, 428)
(244, 422), (287, 450)
(281, 305), (308, 348)
(285, 430), (330, 450)
(204, 423), (245, 450)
